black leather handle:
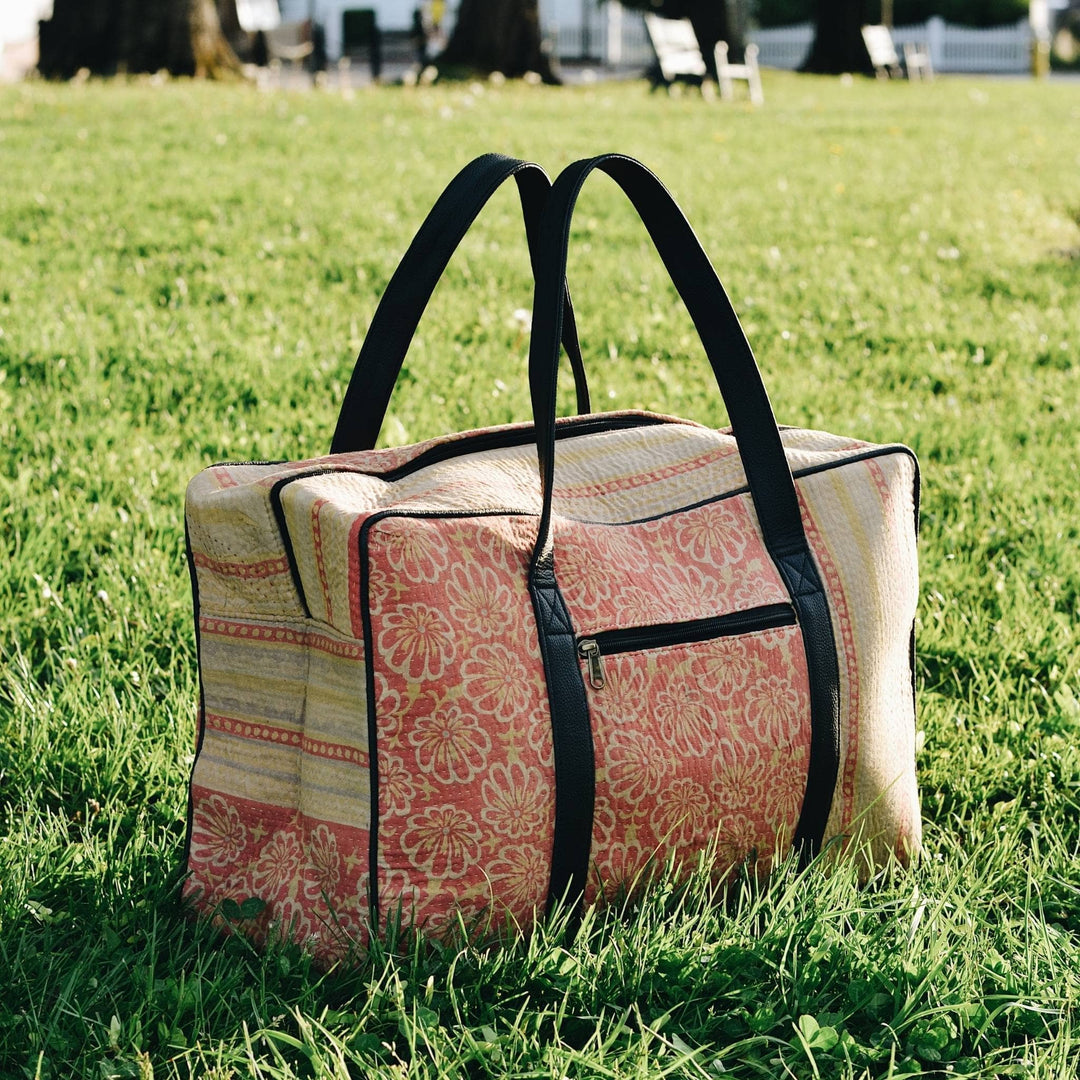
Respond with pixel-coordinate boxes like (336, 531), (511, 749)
(528, 154), (806, 566)
(526, 155), (842, 880)
(330, 154), (591, 455)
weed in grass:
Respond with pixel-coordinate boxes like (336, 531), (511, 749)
(0, 73), (1078, 1077)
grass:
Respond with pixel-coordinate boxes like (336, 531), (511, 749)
(0, 68), (1078, 1078)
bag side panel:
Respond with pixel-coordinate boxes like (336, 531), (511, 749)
(797, 451), (921, 866)
(184, 465), (373, 963)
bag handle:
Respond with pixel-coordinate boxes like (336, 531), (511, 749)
(526, 155), (842, 911)
(330, 154), (591, 454)
(529, 154), (807, 567)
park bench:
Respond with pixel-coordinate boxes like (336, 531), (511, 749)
(644, 15), (763, 104)
(862, 24), (932, 80)
(644, 15), (706, 88)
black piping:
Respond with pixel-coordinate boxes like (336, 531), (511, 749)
(182, 517), (209, 870)
(581, 603), (796, 656)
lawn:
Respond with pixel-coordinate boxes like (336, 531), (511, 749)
(0, 69), (1078, 1079)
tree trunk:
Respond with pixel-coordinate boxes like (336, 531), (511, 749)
(437, 0), (561, 84)
(38, 0), (244, 80)
(801, 0), (874, 74)
(685, 3), (735, 77)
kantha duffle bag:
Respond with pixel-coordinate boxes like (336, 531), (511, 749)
(182, 153), (921, 961)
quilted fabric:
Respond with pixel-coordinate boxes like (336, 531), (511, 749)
(183, 412), (920, 961)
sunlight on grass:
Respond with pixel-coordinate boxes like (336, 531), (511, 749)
(0, 72), (1078, 1077)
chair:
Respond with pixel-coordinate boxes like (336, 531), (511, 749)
(903, 41), (933, 80)
(715, 41), (764, 105)
(862, 25), (933, 81)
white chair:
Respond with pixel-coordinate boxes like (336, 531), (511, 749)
(715, 41), (764, 106)
(903, 41), (934, 80)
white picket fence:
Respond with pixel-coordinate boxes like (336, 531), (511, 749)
(750, 16), (1033, 73)
(546, 9), (653, 67)
(549, 12), (1035, 76)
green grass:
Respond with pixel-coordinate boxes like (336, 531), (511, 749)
(1, 70), (1078, 1078)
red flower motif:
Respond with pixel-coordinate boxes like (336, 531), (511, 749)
(445, 562), (513, 638)
(461, 642), (534, 722)
(745, 673), (802, 743)
(304, 823), (341, 901)
(381, 754), (419, 816)
(376, 523), (449, 583)
(408, 703), (491, 785)
(655, 775), (711, 848)
(253, 829), (303, 898)
(488, 843), (548, 914)
(399, 805), (482, 880)
(607, 729), (672, 802)
(378, 602), (456, 681)
(480, 760), (551, 840)
(674, 502), (748, 565)
(654, 675), (713, 757)
(190, 793), (248, 868)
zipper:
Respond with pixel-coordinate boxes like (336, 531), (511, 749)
(576, 602), (796, 690)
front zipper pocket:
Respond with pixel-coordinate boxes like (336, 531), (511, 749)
(576, 602), (797, 690)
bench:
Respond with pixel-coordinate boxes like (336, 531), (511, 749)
(903, 41), (933, 80)
(264, 20), (314, 70)
(862, 24), (932, 80)
(644, 15), (763, 104)
(861, 24), (902, 78)
(644, 15), (706, 89)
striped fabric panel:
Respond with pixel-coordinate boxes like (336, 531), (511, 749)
(196, 618), (371, 826)
(797, 452), (920, 864)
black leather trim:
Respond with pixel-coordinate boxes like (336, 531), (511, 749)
(777, 559), (841, 858)
(358, 514), (383, 932)
(331, 154), (590, 455)
(181, 517), (208, 870)
(269, 481), (312, 619)
(529, 552), (595, 915)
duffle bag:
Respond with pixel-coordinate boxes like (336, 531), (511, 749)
(182, 153), (921, 961)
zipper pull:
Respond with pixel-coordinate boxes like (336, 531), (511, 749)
(577, 639), (606, 690)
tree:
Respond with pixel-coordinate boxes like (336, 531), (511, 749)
(38, 0), (243, 80)
(436, 0), (561, 84)
(801, 0), (875, 73)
